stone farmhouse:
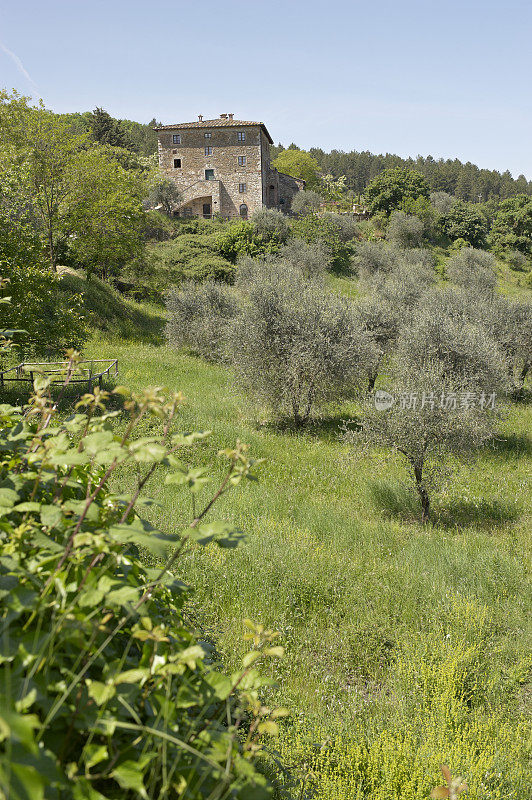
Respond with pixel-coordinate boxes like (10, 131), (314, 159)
(155, 114), (305, 219)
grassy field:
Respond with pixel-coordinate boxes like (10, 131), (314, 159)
(76, 270), (532, 799)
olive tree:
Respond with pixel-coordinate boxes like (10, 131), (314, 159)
(277, 238), (331, 278)
(476, 295), (532, 395)
(291, 189), (322, 217)
(352, 363), (498, 522)
(166, 280), (238, 361)
(387, 211), (424, 248)
(352, 240), (401, 280)
(227, 266), (376, 425)
(251, 207), (291, 244)
(396, 301), (507, 392)
(355, 293), (401, 390)
(445, 248), (497, 294)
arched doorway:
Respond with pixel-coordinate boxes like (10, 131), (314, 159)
(239, 203), (248, 219)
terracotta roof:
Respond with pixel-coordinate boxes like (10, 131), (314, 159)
(154, 118), (273, 144)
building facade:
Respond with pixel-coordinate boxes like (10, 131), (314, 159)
(155, 114), (304, 219)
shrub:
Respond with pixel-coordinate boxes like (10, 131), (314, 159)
(320, 212), (359, 242)
(227, 266), (376, 424)
(0, 258), (87, 359)
(291, 215), (355, 273)
(352, 241), (397, 279)
(216, 221), (279, 262)
(364, 168), (430, 215)
(251, 208), (291, 244)
(290, 189), (322, 217)
(504, 249), (529, 272)
(445, 248), (497, 294)
(277, 239), (330, 278)
(166, 280), (238, 360)
(387, 211), (424, 248)
(142, 208), (178, 241)
(0, 374), (283, 800)
(135, 235), (235, 287)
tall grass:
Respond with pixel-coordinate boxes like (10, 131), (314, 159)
(82, 328), (531, 797)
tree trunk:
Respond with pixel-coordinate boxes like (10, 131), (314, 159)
(413, 463), (430, 523)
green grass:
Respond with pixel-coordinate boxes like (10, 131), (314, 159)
(82, 303), (532, 797)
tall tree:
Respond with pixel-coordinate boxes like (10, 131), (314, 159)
(90, 107), (133, 149)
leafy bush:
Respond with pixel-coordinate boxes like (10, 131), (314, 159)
(216, 221), (280, 263)
(504, 249), (529, 272)
(364, 168), (429, 215)
(227, 266), (376, 424)
(440, 201), (488, 248)
(387, 211), (424, 248)
(251, 209), (291, 245)
(290, 189), (322, 217)
(291, 215), (356, 273)
(430, 191), (456, 214)
(396, 292), (508, 392)
(489, 194), (532, 256)
(166, 280), (238, 360)
(131, 235), (235, 289)
(0, 259), (87, 359)
(0, 373), (284, 800)
(445, 248), (497, 294)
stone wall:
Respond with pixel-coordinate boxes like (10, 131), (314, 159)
(277, 172), (306, 212)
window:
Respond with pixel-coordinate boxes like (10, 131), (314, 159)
(205, 169), (215, 181)
(237, 131), (246, 141)
(172, 134), (181, 144)
(239, 203), (248, 218)
(204, 132), (211, 138)
(173, 158), (181, 168)
(239, 183), (247, 193)
(238, 156), (246, 166)
(205, 146), (213, 155)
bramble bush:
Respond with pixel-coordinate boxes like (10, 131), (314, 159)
(0, 361), (287, 799)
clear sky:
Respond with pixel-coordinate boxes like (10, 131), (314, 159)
(1, 0), (531, 177)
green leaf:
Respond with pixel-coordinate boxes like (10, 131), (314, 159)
(12, 502), (41, 513)
(14, 690), (36, 713)
(0, 707), (40, 747)
(242, 651), (261, 668)
(129, 438), (167, 462)
(2, 762), (44, 800)
(114, 668), (149, 685)
(0, 487), (19, 507)
(111, 761), (148, 798)
(109, 519), (179, 557)
(85, 680), (116, 706)
(39, 505), (62, 528)
(205, 672), (233, 700)
(83, 743), (108, 771)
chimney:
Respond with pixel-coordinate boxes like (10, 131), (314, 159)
(228, 113), (234, 120)
(198, 114), (203, 122)
(220, 113), (228, 119)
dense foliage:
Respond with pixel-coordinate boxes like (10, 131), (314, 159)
(0, 370), (285, 799)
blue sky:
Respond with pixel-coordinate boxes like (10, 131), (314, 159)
(1, 0), (531, 177)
